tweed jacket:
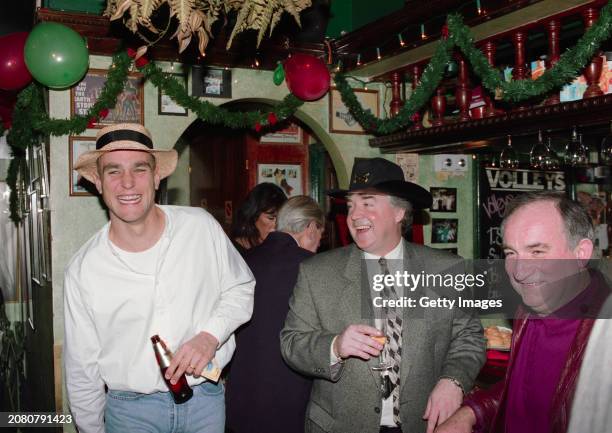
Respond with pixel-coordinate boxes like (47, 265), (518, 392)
(280, 241), (486, 433)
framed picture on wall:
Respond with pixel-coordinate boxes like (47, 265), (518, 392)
(260, 122), (302, 144)
(431, 218), (458, 244)
(430, 187), (457, 212)
(192, 66), (232, 98)
(329, 87), (379, 134)
(71, 69), (144, 127)
(69, 136), (96, 196)
(158, 73), (188, 116)
(257, 163), (303, 197)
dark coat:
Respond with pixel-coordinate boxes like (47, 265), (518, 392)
(226, 231), (314, 433)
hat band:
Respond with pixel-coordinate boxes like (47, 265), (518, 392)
(96, 130), (153, 150)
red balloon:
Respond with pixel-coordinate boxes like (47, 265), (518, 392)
(284, 53), (330, 101)
(0, 32), (32, 91)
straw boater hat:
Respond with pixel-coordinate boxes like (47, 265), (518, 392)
(326, 157), (433, 209)
(74, 123), (178, 183)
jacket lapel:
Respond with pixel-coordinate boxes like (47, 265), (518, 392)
(339, 244), (380, 386)
(399, 240), (428, 390)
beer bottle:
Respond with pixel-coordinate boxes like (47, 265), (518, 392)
(151, 335), (193, 404)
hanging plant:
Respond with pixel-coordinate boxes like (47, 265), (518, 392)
(104, 0), (312, 56)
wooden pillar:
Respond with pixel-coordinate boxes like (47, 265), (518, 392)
(545, 19), (561, 105)
(411, 64), (423, 130)
(583, 7), (604, 98)
(455, 53), (471, 122)
(512, 30), (528, 109)
(431, 86), (446, 127)
(390, 71), (403, 116)
(483, 41), (499, 117)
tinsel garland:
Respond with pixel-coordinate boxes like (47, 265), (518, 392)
(335, 0), (612, 135)
(334, 37), (453, 135)
(5, 0), (612, 220)
(140, 62), (304, 128)
(4, 50), (303, 222)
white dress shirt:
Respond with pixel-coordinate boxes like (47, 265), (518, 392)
(331, 239), (403, 427)
(64, 205), (255, 433)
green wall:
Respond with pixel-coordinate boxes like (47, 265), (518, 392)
(326, 0), (404, 38)
(417, 155), (475, 259)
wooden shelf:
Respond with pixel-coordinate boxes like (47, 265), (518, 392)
(369, 94), (612, 153)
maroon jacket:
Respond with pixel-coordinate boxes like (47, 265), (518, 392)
(464, 274), (610, 433)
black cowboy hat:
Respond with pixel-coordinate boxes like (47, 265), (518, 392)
(326, 157), (433, 209)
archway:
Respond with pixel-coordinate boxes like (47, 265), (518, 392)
(164, 98), (345, 250)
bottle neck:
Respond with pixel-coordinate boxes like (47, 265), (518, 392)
(152, 341), (172, 369)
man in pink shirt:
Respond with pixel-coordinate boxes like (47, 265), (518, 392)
(435, 191), (610, 433)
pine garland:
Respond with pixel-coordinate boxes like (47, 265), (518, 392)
(141, 62), (303, 128)
(4, 50), (304, 223)
(5, 0), (612, 220)
(335, 0), (612, 135)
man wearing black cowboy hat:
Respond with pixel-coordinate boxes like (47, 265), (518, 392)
(281, 157), (485, 433)
(63, 123), (255, 433)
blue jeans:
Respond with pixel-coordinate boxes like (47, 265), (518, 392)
(105, 381), (225, 433)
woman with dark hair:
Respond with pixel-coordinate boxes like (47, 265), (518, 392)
(230, 183), (287, 255)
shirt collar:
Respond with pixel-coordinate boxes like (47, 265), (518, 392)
(363, 239), (403, 261)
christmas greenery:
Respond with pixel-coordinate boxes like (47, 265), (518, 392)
(4, 50), (303, 222)
(334, 0), (612, 135)
(5, 0), (612, 221)
(142, 62), (303, 128)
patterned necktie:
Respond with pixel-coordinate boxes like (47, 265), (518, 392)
(378, 257), (402, 425)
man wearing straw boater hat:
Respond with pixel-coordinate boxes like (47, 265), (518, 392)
(63, 123), (255, 433)
(281, 157), (485, 433)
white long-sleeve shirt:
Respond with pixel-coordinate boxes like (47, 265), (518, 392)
(64, 205), (255, 433)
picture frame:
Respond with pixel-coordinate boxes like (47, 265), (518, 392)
(71, 69), (144, 128)
(260, 122), (302, 144)
(431, 218), (458, 244)
(158, 73), (188, 116)
(329, 87), (379, 134)
(257, 163), (303, 197)
(69, 136), (97, 196)
(430, 187), (457, 212)
(192, 66), (232, 98)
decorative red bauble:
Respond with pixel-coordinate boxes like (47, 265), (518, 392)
(135, 56), (149, 68)
(267, 112), (278, 126)
(284, 53), (330, 101)
(0, 32), (32, 91)
(441, 24), (449, 40)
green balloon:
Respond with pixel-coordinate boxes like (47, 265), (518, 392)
(24, 22), (89, 89)
(273, 63), (285, 86)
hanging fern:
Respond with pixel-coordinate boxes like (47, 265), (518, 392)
(104, 0), (312, 55)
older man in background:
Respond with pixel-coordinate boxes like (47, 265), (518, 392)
(226, 196), (325, 433)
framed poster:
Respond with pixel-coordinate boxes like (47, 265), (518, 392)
(192, 66), (232, 98)
(431, 218), (458, 244)
(159, 73), (188, 115)
(257, 163), (303, 197)
(69, 136), (97, 196)
(329, 87), (379, 134)
(430, 187), (457, 212)
(71, 69), (144, 127)
(260, 122), (302, 144)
